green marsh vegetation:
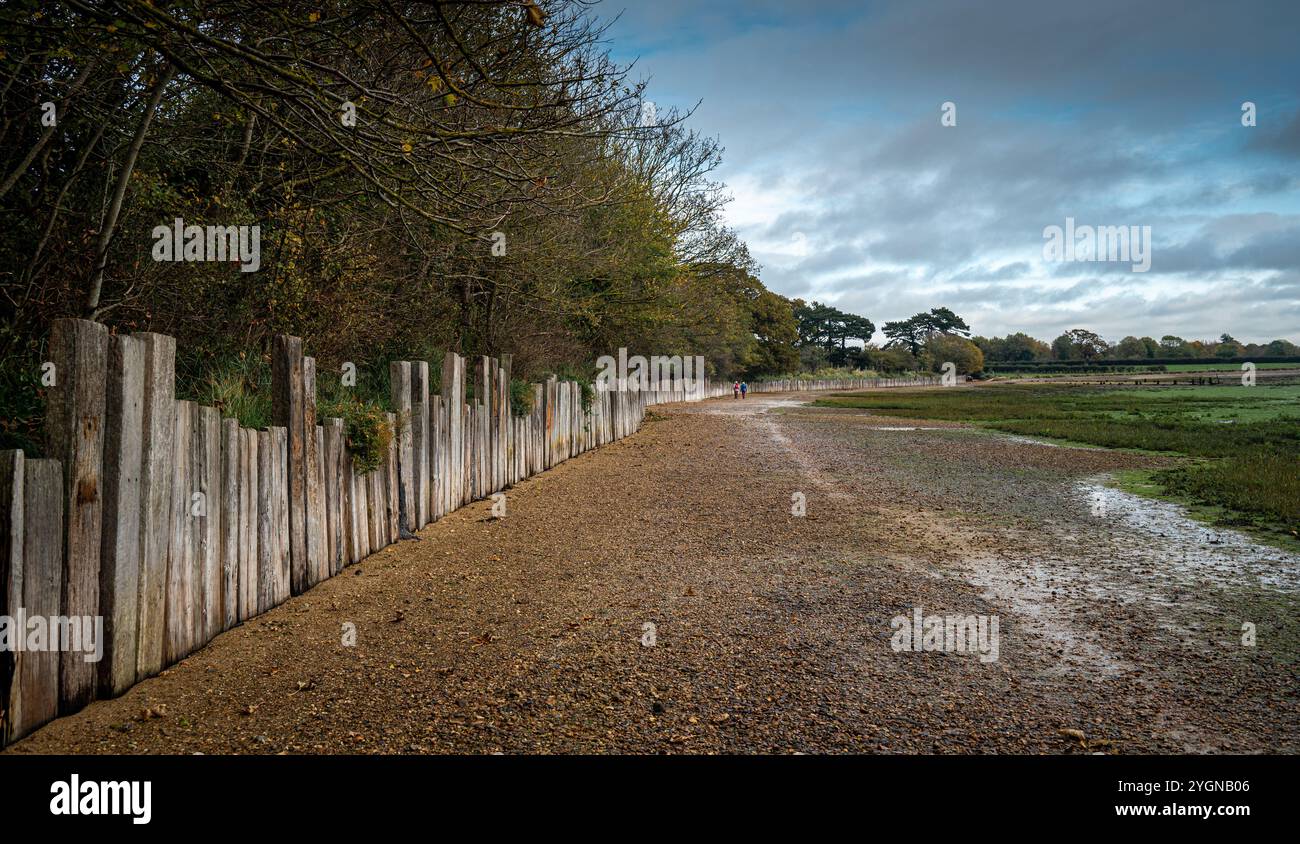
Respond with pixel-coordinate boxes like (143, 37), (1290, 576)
(817, 382), (1300, 545)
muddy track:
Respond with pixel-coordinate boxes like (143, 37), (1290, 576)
(7, 391), (1297, 754)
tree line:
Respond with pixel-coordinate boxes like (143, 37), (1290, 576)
(975, 330), (1300, 363)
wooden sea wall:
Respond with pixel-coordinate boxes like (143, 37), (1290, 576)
(0, 320), (936, 746)
(0, 322), (664, 745)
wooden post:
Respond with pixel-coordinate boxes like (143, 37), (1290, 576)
(239, 429), (258, 621)
(45, 318), (108, 711)
(501, 355), (512, 484)
(271, 336), (308, 595)
(135, 332), (174, 679)
(429, 395), (443, 521)
(323, 419), (344, 575)
(313, 423), (326, 580)
(488, 359), (500, 492)
(349, 451), (367, 562)
(274, 426), (291, 605)
(302, 357), (324, 588)
(13, 459), (63, 740)
(1, 450), (22, 746)
(411, 362), (430, 529)
(366, 464), (382, 553)
(543, 377), (554, 469)
(199, 406), (221, 644)
(441, 353), (464, 512)
(390, 362), (414, 535)
(357, 450), (369, 560)
(342, 449), (356, 566)
(321, 423), (334, 573)
(498, 360), (509, 488)
(164, 400), (194, 665)
(220, 418), (239, 632)
(256, 429), (275, 614)
(98, 335), (142, 697)
(385, 412), (399, 541)
(187, 403), (206, 649)
(462, 401), (471, 505)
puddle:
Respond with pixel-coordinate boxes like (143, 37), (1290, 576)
(871, 426), (946, 432)
(1079, 480), (1300, 592)
(997, 433), (1105, 450)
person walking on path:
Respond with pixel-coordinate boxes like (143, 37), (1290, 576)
(733, 380), (740, 399)
(740, 381), (748, 399)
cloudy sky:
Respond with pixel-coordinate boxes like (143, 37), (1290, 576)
(601, 0), (1300, 345)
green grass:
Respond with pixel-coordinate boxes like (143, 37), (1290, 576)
(816, 382), (1300, 540)
(179, 352), (274, 429)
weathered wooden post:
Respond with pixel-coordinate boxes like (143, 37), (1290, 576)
(238, 428), (258, 621)
(164, 400), (194, 664)
(271, 335), (308, 595)
(45, 318), (108, 712)
(390, 362), (414, 535)
(98, 335), (143, 697)
(1, 450), (23, 746)
(385, 412), (399, 540)
(323, 418), (344, 575)
(429, 394), (443, 521)
(302, 358), (324, 587)
(13, 458), (64, 740)
(256, 429), (275, 614)
(219, 418), (239, 632)
(411, 362), (430, 529)
(196, 405), (221, 646)
(274, 426), (291, 604)
(134, 332), (174, 680)
(500, 355), (513, 485)
(461, 400), (471, 505)
(440, 353), (465, 512)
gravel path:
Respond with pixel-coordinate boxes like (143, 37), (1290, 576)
(7, 390), (1297, 754)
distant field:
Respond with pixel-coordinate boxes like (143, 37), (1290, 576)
(816, 382), (1300, 544)
(1165, 362), (1298, 372)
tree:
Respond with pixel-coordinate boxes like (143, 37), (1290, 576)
(1215, 334), (1246, 358)
(884, 308), (970, 357)
(1113, 336), (1148, 359)
(867, 345), (919, 373)
(927, 335), (984, 375)
(977, 332), (1051, 361)
(922, 307), (971, 337)
(745, 287), (800, 377)
(792, 300), (874, 353)
(1051, 333), (1078, 360)
(883, 317), (928, 356)
(1067, 329), (1109, 360)
(1265, 339), (1300, 356)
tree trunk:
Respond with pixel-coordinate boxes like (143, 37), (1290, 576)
(85, 63), (175, 318)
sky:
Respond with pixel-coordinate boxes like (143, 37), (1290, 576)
(599, 0), (1300, 345)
